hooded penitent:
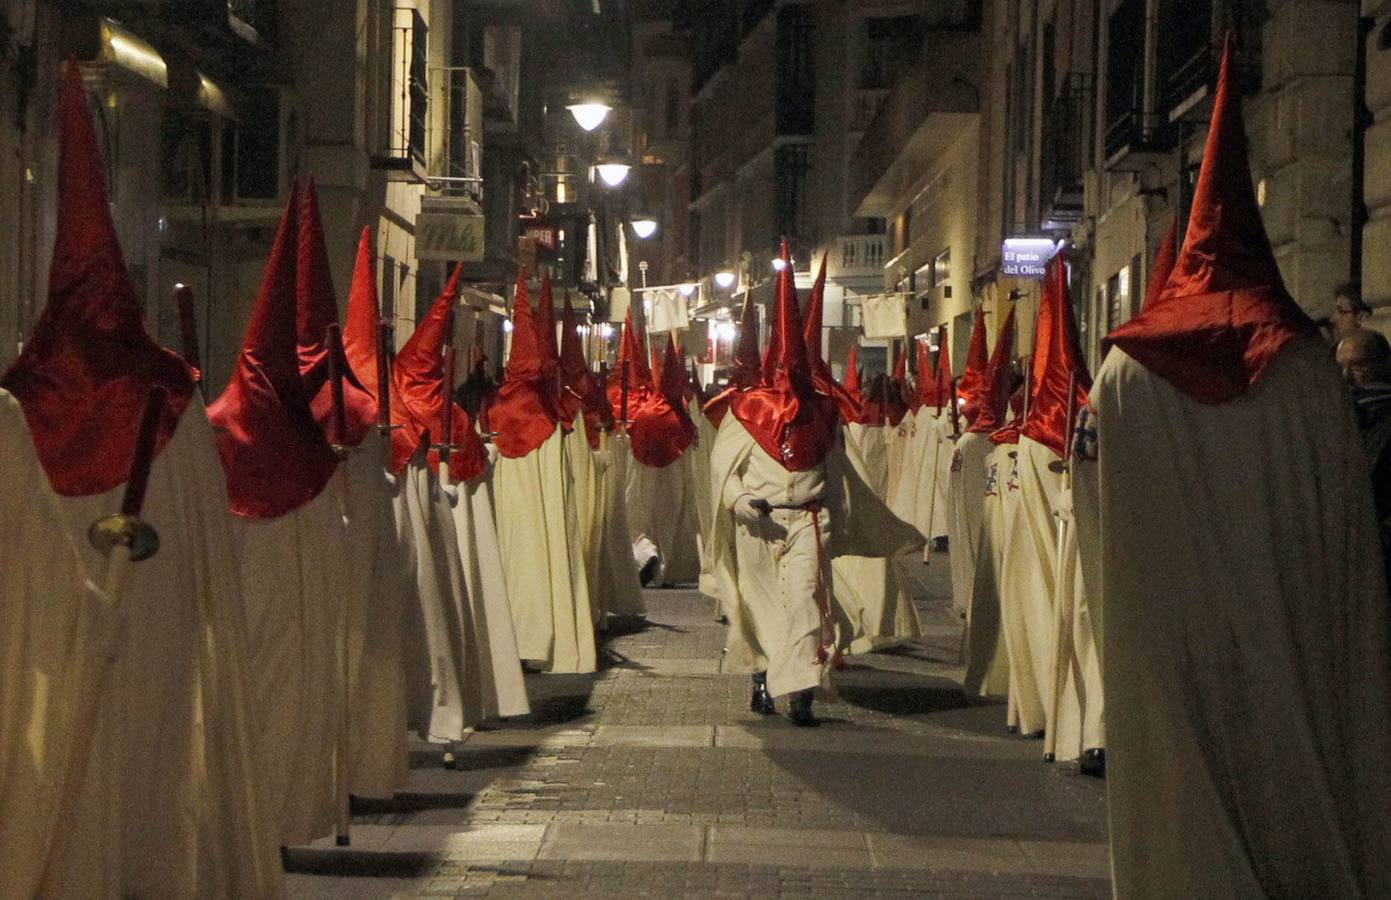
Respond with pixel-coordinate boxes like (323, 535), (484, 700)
(1104, 37), (1316, 404)
(886, 352), (910, 426)
(703, 290), (763, 427)
(491, 274), (561, 459)
(728, 240), (837, 471)
(627, 333), (696, 468)
(560, 292), (612, 448)
(535, 277), (564, 427)
(957, 308), (990, 424)
(803, 252), (861, 422)
(917, 327), (953, 413)
(388, 265), (487, 482)
(1021, 256), (1091, 457)
(208, 184), (340, 519)
(343, 226), (383, 401)
(2, 61), (196, 497)
(607, 310), (654, 424)
(296, 177), (375, 447)
(968, 307), (1017, 436)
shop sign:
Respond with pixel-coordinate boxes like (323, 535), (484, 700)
(1001, 237), (1059, 279)
(416, 211), (484, 262)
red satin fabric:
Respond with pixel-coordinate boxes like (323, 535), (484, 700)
(728, 242), (836, 471)
(957, 308), (989, 425)
(1104, 37), (1315, 404)
(388, 265), (486, 481)
(606, 313), (654, 425)
(803, 254), (861, 422)
(342, 226), (382, 400)
(1141, 220), (1179, 313)
(841, 347), (881, 426)
(628, 334), (696, 469)
(968, 307), (1017, 436)
(1021, 258), (1091, 457)
(535, 278), (569, 432)
(990, 387), (1026, 446)
(296, 180), (375, 447)
(886, 354), (909, 425)
(702, 389), (732, 428)
(491, 276), (560, 459)
(208, 187), (339, 519)
(2, 61), (195, 498)
(559, 293), (612, 449)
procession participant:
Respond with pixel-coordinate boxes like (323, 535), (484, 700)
(0, 388), (118, 900)
(208, 181), (359, 849)
(296, 193), (414, 809)
(3, 62), (280, 896)
(946, 308), (992, 627)
(1011, 257), (1094, 764)
(492, 273), (597, 673)
(960, 311), (1016, 701)
(625, 329), (702, 586)
(579, 311), (646, 621)
(884, 348), (921, 523)
(1097, 37), (1391, 896)
(710, 241), (922, 725)
(803, 256), (920, 654)
(842, 347), (890, 492)
(913, 328), (954, 544)
(385, 264), (529, 724)
(557, 289), (619, 623)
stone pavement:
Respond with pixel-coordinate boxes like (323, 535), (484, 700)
(285, 553), (1111, 898)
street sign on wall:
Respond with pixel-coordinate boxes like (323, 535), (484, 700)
(1001, 237), (1059, 279)
(416, 211), (485, 261)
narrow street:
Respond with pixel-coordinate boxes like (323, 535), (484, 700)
(285, 558), (1110, 898)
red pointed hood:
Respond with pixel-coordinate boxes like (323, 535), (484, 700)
(208, 185), (339, 518)
(887, 351), (910, 425)
(490, 273), (560, 458)
(844, 345), (863, 398)
(957, 307), (990, 423)
(560, 292), (612, 447)
(388, 265), (486, 480)
(628, 332), (696, 467)
(296, 178), (375, 446)
(2, 61), (196, 497)
(730, 240), (836, 470)
(732, 290), (763, 388)
(342, 226), (381, 399)
(931, 326), (954, 411)
(1021, 256), (1091, 456)
(968, 306), (1017, 435)
(607, 310), (655, 420)
(1141, 219), (1179, 313)
(802, 252), (860, 421)
(1105, 36), (1315, 403)
(536, 276), (561, 377)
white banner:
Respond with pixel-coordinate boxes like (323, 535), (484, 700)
(644, 287), (690, 332)
(861, 293), (908, 339)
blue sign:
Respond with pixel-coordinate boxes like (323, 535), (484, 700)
(1001, 238), (1059, 279)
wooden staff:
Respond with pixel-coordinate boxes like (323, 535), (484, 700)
(1043, 369), (1080, 764)
(376, 320), (394, 433)
(949, 377), (962, 438)
(620, 358), (631, 431)
(175, 285), (202, 394)
(325, 324), (349, 451)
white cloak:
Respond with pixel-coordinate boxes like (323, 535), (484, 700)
(62, 399), (282, 895)
(592, 431), (646, 619)
(496, 429), (597, 673)
(0, 390), (119, 900)
(979, 441), (1035, 729)
(955, 433), (1008, 698)
(1095, 340), (1391, 897)
(449, 456), (530, 719)
(626, 450), (702, 586)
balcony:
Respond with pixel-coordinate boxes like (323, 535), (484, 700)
(372, 8), (430, 182)
(1159, 0), (1264, 122)
(850, 27), (982, 218)
(427, 67), (484, 202)
(1040, 73), (1093, 230)
(829, 234), (887, 281)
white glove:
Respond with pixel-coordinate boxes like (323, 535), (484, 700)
(485, 443), (500, 466)
(732, 493), (768, 527)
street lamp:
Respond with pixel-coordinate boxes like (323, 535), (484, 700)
(771, 257), (788, 272)
(630, 217), (658, 239)
(714, 270), (736, 289)
(567, 102), (611, 132)
(596, 161), (631, 187)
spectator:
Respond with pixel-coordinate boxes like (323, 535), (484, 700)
(1338, 328), (1391, 549)
(1330, 281), (1372, 340)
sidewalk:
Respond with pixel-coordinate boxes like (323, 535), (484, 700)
(286, 553), (1111, 898)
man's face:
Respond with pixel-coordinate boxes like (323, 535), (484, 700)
(1333, 295), (1367, 338)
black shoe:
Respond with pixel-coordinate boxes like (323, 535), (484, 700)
(638, 555), (660, 587)
(750, 673), (776, 715)
(1079, 748), (1106, 778)
(1042, 752), (1056, 763)
(932, 536), (949, 552)
(789, 689), (819, 727)
(1005, 724), (1019, 735)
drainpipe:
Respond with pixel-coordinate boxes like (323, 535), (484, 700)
(1351, 15), (1373, 289)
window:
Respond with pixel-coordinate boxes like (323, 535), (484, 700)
(1105, 266), (1131, 332)
(776, 4), (814, 135)
(220, 87), (283, 201)
(1104, 0), (1146, 159)
(933, 248), (951, 288)
(774, 144), (811, 241)
(664, 77), (681, 137)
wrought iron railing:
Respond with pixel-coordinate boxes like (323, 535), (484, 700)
(1041, 73), (1093, 224)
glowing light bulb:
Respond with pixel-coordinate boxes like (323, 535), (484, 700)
(714, 271), (736, 289)
(596, 163), (631, 187)
(567, 102), (611, 132)
(630, 218), (658, 239)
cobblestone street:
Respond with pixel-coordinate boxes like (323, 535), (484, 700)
(286, 555), (1111, 898)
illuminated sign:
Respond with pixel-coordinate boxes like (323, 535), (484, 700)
(1001, 238), (1059, 279)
